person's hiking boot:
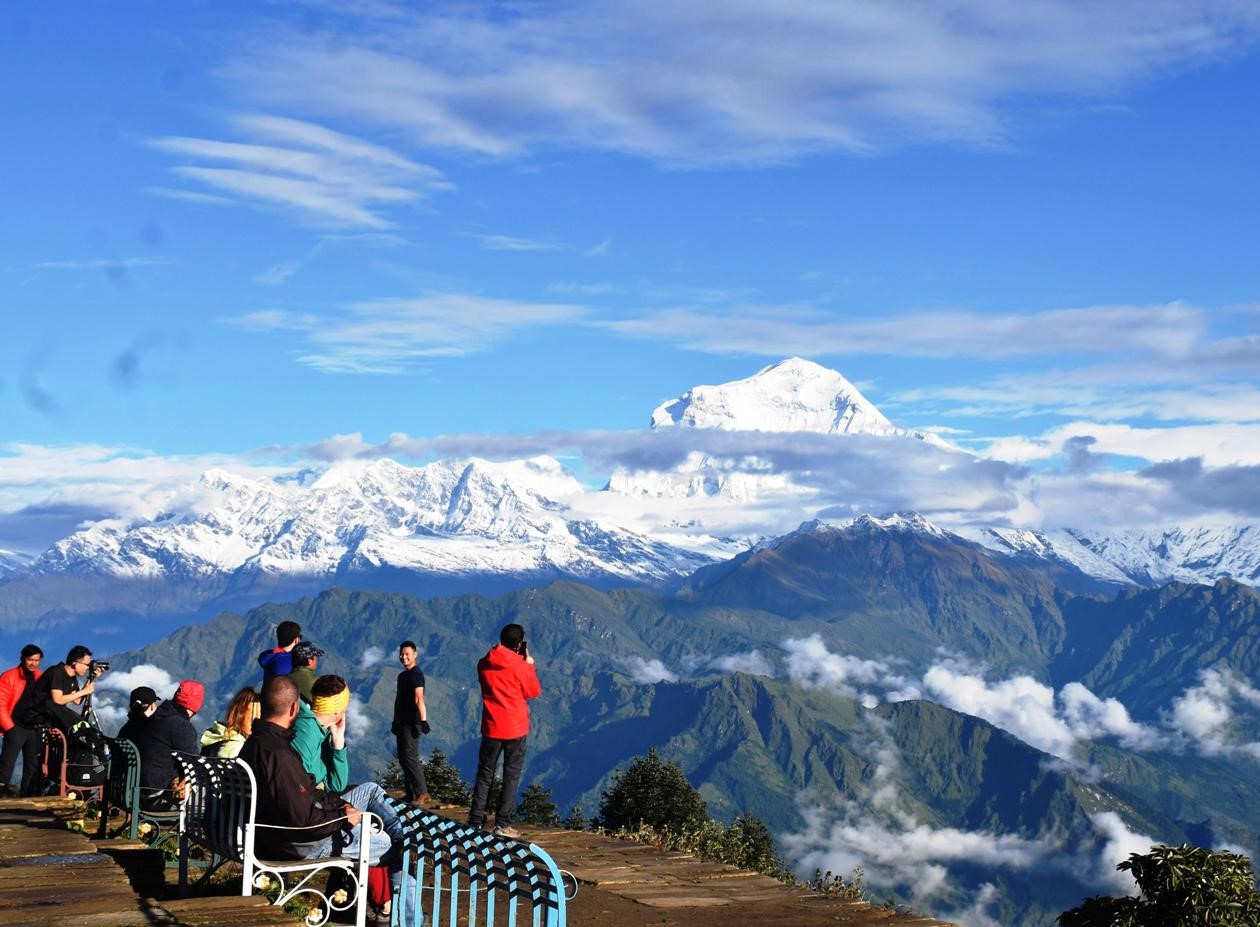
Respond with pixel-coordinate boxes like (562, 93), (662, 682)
(492, 824), (521, 839)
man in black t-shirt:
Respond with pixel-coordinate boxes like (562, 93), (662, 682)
(29, 645), (103, 732)
(392, 640), (430, 805)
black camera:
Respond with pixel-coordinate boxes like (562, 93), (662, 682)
(89, 659), (110, 674)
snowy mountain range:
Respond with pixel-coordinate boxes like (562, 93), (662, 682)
(1, 357), (1256, 641)
(974, 523), (1260, 587)
(27, 455), (713, 587)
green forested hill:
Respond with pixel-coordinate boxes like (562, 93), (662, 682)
(109, 529), (1260, 927)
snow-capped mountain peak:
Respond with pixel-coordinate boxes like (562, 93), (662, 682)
(614, 359), (948, 505)
(650, 357), (896, 436)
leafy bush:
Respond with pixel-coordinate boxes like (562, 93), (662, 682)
(596, 748), (708, 832)
(1058, 844), (1260, 927)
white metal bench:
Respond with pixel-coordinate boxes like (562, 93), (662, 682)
(174, 752), (379, 927)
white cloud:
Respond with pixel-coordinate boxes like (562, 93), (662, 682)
(359, 646), (386, 669)
(921, 665), (1166, 760)
(35, 257), (174, 272)
(780, 723), (1060, 907)
(1089, 812), (1155, 894)
(784, 634), (913, 701)
(94, 663), (180, 732)
(982, 422), (1260, 467)
(148, 115), (450, 229)
(222, 3), (1260, 165)
(624, 656), (678, 684)
(95, 663), (179, 696)
(475, 234), (561, 252)
(1167, 667), (1260, 760)
(346, 694), (373, 747)
(0, 443), (289, 551)
(225, 293), (588, 374)
(711, 649), (774, 677)
(607, 302), (1204, 360)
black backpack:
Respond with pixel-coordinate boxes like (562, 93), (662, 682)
(66, 723), (111, 788)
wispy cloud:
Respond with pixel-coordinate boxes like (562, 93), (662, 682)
(982, 422), (1260, 466)
(474, 234), (561, 252)
(224, 293), (588, 373)
(35, 257), (174, 272)
(623, 656), (678, 684)
(254, 232), (408, 286)
(222, 2), (1260, 165)
(148, 114), (451, 228)
(606, 302), (1204, 359)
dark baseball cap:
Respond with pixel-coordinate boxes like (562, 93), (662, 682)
(293, 641), (326, 662)
(130, 686), (159, 709)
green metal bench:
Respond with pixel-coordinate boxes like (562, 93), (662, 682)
(96, 737), (180, 848)
(390, 805), (570, 927)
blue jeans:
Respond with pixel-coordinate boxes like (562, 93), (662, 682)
(305, 782), (416, 920)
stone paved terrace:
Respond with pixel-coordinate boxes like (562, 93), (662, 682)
(1, 795), (955, 927)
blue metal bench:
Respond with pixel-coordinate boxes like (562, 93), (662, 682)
(390, 807), (569, 927)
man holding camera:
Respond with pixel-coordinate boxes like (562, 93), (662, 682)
(27, 645), (105, 733)
(467, 624), (540, 838)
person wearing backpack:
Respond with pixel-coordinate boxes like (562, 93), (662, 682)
(139, 680), (203, 810)
(0, 644), (44, 796)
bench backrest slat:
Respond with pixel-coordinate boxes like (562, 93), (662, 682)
(393, 806), (567, 927)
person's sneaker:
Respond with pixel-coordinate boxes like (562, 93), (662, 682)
(492, 825), (521, 839)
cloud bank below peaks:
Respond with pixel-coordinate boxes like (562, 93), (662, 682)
(740, 635), (1260, 767)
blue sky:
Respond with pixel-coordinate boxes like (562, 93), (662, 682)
(2, 1), (1259, 549)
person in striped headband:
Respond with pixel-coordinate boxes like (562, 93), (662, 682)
(292, 675), (406, 845)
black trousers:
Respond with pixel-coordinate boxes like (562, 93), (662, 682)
(395, 725), (429, 801)
(469, 735), (526, 829)
(0, 726), (43, 796)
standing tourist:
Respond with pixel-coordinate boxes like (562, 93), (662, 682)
(0, 644), (44, 796)
(468, 624), (540, 838)
(392, 640), (431, 806)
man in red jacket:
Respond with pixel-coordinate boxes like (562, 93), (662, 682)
(0, 644), (44, 796)
(468, 623), (541, 838)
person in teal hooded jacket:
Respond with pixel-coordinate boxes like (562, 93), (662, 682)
(292, 675), (404, 846)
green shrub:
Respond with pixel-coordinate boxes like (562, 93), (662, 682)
(562, 803), (588, 830)
(1058, 844), (1260, 927)
(518, 782), (562, 827)
(424, 748), (473, 805)
(596, 748), (708, 832)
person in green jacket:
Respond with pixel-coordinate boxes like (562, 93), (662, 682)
(200, 687), (258, 758)
(291, 675), (405, 846)
(292, 674), (349, 791)
(288, 642), (324, 706)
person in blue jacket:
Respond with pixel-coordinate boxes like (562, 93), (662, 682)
(258, 620), (302, 682)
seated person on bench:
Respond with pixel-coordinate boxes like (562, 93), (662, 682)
(292, 674), (405, 845)
(139, 680), (203, 811)
(241, 676), (415, 918)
